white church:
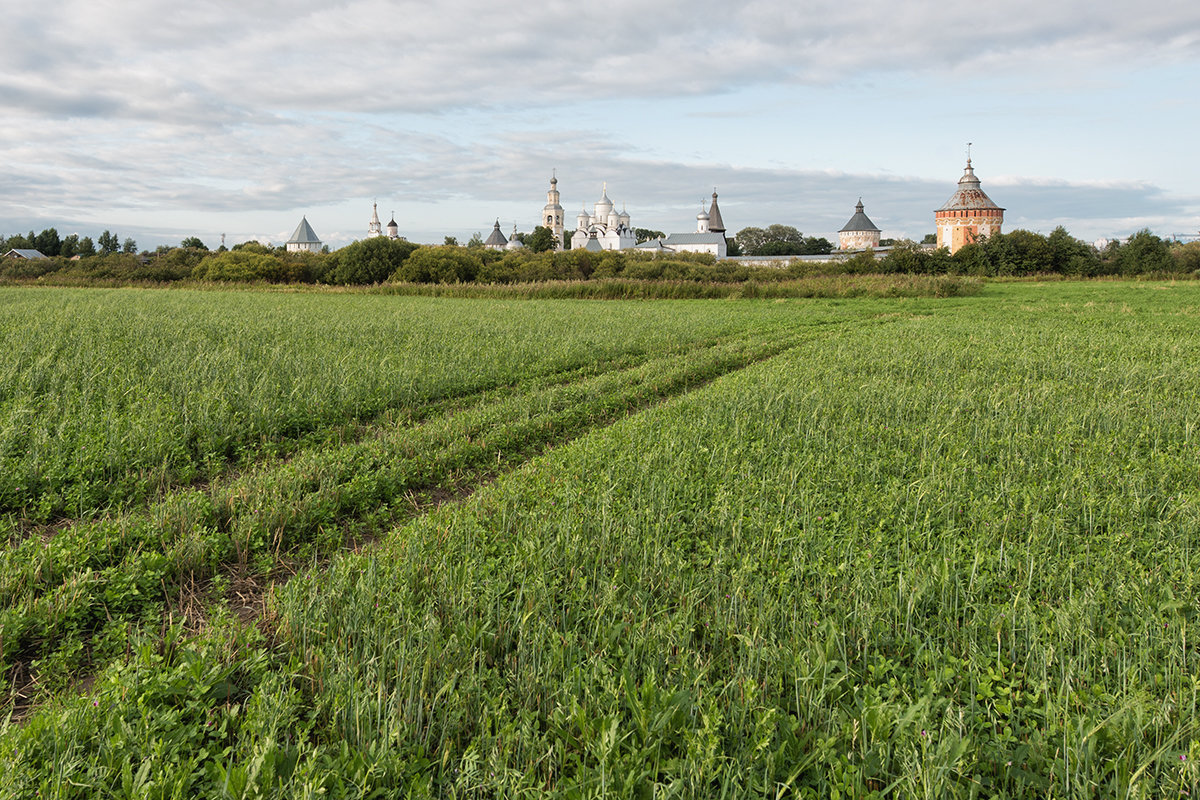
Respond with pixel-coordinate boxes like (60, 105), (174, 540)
(571, 184), (637, 251)
(635, 191), (728, 258)
(366, 203), (401, 239)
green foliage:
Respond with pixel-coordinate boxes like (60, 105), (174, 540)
(34, 228), (61, 257)
(97, 230), (120, 255)
(1112, 228), (1175, 275)
(735, 224), (832, 256)
(525, 225), (558, 253)
(392, 245), (483, 283)
(329, 236), (419, 285)
(193, 250), (294, 282)
(634, 227), (666, 243)
(60, 234), (79, 259)
(2, 284), (1200, 796)
(1173, 241), (1200, 274)
(180, 236), (207, 250)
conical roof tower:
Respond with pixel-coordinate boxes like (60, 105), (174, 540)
(934, 154), (1005, 254)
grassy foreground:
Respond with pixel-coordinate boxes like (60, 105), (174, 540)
(2, 282), (1199, 798)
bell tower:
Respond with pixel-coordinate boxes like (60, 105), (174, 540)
(542, 172), (565, 249)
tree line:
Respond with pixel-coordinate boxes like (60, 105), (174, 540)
(3, 225), (1198, 286)
(1, 228), (138, 257)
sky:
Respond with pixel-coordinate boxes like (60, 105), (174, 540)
(2, 0), (1199, 250)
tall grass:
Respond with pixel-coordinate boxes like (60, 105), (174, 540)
(2, 282), (1197, 798)
(0, 288), (852, 520)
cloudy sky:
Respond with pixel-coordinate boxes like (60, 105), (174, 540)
(3, 0), (1198, 249)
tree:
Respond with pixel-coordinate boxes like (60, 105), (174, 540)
(525, 226), (557, 253)
(35, 228), (61, 256)
(466, 232), (484, 249)
(329, 236), (419, 284)
(60, 234), (80, 258)
(122, 238), (138, 254)
(634, 228), (665, 243)
(1114, 229), (1173, 275)
(5, 233), (32, 250)
(78, 236), (97, 257)
(394, 245), (483, 283)
(97, 230), (119, 255)
(734, 227), (766, 255)
(921, 233), (938, 245)
(444, 236), (459, 246)
(736, 224), (814, 256)
(180, 236), (207, 250)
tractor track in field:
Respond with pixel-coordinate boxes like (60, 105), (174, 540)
(2, 313), (885, 722)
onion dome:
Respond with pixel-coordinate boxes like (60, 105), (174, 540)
(505, 225), (525, 250)
(937, 160), (1004, 212)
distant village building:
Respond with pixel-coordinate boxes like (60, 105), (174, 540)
(3, 248), (49, 260)
(571, 184), (636, 251)
(634, 190), (728, 258)
(541, 175), (566, 250)
(484, 220), (508, 250)
(838, 199), (882, 251)
(286, 216), (322, 253)
(367, 203), (400, 239)
(935, 158), (1004, 254)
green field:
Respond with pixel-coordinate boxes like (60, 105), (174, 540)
(1, 283), (1198, 798)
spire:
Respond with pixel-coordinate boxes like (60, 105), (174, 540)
(707, 189), (726, 234)
(368, 201), (383, 237)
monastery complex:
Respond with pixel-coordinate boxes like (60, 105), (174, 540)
(283, 153), (1005, 258)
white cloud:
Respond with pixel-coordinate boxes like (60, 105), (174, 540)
(2, 1), (1198, 247)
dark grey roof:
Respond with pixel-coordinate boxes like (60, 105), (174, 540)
(484, 220), (507, 247)
(4, 248), (49, 259)
(839, 199), (881, 233)
(937, 161), (1004, 212)
(286, 216), (321, 244)
(583, 237), (603, 252)
(707, 191), (725, 233)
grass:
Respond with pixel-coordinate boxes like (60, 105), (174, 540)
(1, 281), (1198, 798)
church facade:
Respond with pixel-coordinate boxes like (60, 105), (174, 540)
(571, 184), (636, 251)
(635, 191), (728, 258)
(367, 203), (400, 239)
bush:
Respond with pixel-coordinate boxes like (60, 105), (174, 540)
(193, 250), (293, 282)
(330, 237), (419, 285)
(391, 245), (483, 283)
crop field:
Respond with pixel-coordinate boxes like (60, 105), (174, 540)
(1, 282), (1199, 798)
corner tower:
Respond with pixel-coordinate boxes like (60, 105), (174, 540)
(839, 199), (881, 251)
(935, 155), (1004, 253)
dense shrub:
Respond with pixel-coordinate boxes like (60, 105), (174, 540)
(329, 237), (419, 284)
(392, 245), (484, 283)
